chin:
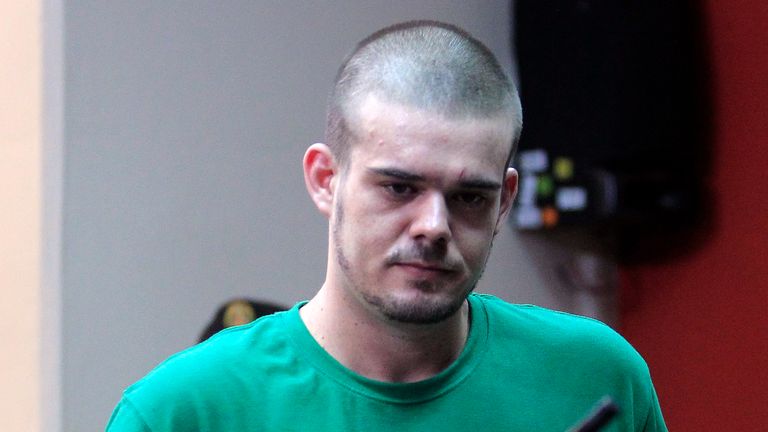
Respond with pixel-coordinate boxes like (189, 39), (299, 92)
(365, 285), (469, 325)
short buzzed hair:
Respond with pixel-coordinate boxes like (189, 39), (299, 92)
(325, 20), (523, 166)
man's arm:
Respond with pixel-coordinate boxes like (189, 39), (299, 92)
(642, 384), (668, 432)
(105, 398), (152, 432)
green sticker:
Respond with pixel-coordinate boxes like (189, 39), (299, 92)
(537, 175), (555, 197)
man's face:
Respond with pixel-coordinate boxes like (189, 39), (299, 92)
(330, 94), (517, 325)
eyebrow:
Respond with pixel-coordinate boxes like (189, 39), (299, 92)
(367, 167), (502, 190)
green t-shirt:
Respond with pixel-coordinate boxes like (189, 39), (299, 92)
(107, 294), (666, 431)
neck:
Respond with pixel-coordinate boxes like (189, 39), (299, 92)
(300, 283), (470, 383)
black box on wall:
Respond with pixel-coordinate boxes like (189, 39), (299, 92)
(511, 0), (712, 263)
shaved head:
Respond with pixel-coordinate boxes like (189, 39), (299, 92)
(325, 20), (523, 167)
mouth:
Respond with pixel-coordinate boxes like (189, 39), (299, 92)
(393, 262), (457, 277)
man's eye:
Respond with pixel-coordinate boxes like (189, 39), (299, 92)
(385, 183), (415, 196)
(455, 193), (486, 207)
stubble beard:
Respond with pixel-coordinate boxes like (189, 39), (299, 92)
(332, 195), (490, 325)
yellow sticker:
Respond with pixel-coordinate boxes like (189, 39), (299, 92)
(554, 157), (574, 180)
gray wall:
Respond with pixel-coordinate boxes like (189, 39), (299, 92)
(62, 2), (589, 430)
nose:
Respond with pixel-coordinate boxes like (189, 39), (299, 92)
(409, 192), (452, 243)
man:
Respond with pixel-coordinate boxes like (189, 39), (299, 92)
(107, 21), (666, 431)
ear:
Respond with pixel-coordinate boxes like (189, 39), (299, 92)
(494, 168), (518, 235)
(303, 143), (337, 218)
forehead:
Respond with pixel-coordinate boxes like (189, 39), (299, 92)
(345, 94), (513, 179)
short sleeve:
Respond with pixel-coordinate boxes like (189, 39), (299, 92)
(105, 397), (152, 432)
(642, 383), (668, 432)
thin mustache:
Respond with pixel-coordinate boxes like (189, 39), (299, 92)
(385, 247), (460, 270)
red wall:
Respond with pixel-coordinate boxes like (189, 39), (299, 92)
(620, 1), (768, 430)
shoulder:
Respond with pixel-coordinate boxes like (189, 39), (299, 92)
(119, 310), (293, 417)
(471, 294), (665, 430)
(472, 293), (649, 377)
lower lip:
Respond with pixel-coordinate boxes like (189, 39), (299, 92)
(395, 264), (453, 278)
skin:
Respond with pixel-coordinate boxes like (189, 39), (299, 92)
(301, 93), (518, 383)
